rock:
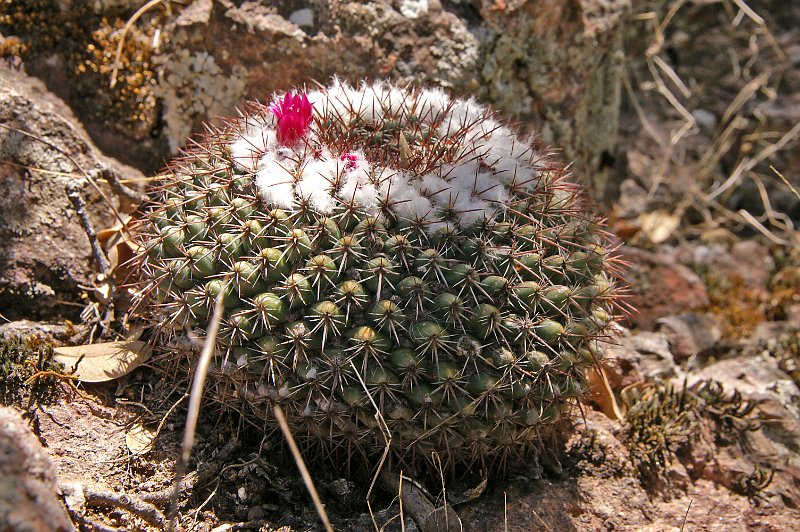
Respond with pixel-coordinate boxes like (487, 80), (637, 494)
(3, 1), (632, 199)
(688, 240), (774, 294)
(690, 352), (791, 402)
(678, 322), (800, 513)
(0, 320), (70, 341)
(0, 65), (143, 321)
(620, 246), (710, 330)
(478, 0), (631, 199)
(657, 312), (723, 362)
(0, 407), (74, 531)
(606, 329), (678, 380)
(288, 8), (314, 28)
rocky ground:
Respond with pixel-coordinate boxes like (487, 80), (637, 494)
(1, 1), (799, 531)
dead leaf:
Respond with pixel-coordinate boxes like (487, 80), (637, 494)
(126, 422), (157, 455)
(461, 478), (488, 503)
(586, 365), (625, 420)
(98, 215), (139, 285)
(638, 209), (680, 244)
(398, 132), (412, 168)
(53, 340), (151, 382)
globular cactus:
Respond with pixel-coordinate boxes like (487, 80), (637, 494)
(131, 80), (625, 472)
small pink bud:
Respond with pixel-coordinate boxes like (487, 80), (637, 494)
(269, 92), (313, 146)
(340, 152), (359, 171)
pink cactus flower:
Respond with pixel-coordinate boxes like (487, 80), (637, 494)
(269, 92), (313, 146)
(340, 152), (359, 171)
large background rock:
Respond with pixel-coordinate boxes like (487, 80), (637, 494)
(0, 66), (143, 320)
(1, 0), (631, 196)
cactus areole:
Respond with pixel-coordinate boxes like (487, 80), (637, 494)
(131, 80), (625, 473)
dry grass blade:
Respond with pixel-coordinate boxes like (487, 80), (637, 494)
(680, 498), (693, 531)
(273, 405), (334, 532)
(737, 209), (791, 246)
(772, 166), (800, 200)
(707, 120), (800, 201)
(166, 278), (228, 531)
(110, 0), (169, 88)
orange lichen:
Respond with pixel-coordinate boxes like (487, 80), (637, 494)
(75, 16), (161, 137)
(701, 273), (766, 339)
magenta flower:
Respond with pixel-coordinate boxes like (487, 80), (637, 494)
(269, 92), (313, 146)
(340, 152), (359, 171)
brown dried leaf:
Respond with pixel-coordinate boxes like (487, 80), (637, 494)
(98, 216), (138, 285)
(586, 365), (625, 420)
(638, 209), (680, 244)
(126, 422), (156, 455)
(53, 340), (151, 382)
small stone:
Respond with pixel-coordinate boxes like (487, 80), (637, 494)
(621, 246), (709, 330)
(398, 0), (429, 19)
(692, 109), (717, 130)
(657, 312), (723, 362)
(289, 8), (314, 28)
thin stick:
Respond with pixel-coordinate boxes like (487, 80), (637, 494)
(737, 209), (791, 246)
(680, 498), (693, 531)
(399, 472), (406, 532)
(504, 491), (508, 532)
(706, 120), (800, 201)
(96, 167), (148, 204)
(273, 405), (334, 532)
(0, 123), (129, 230)
(166, 281), (227, 531)
(66, 180), (111, 276)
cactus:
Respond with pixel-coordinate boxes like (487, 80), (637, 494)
(131, 80), (625, 472)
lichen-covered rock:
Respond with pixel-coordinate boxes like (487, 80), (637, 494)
(3, 1), (632, 199)
(0, 66), (143, 320)
(130, 80), (625, 472)
(0, 406), (74, 532)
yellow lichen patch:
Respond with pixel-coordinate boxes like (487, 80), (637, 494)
(0, 0), (60, 54)
(75, 16), (162, 138)
(702, 273), (766, 339)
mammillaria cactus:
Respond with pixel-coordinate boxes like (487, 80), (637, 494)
(131, 80), (624, 472)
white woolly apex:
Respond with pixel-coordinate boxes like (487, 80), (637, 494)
(231, 125), (276, 171)
(233, 81), (549, 228)
(295, 152), (339, 214)
(255, 153), (295, 209)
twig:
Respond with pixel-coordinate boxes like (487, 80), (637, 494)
(166, 279), (228, 530)
(66, 180), (111, 277)
(504, 491), (508, 532)
(0, 124), (129, 230)
(94, 166), (147, 204)
(379, 464), (462, 532)
(771, 165), (800, 200)
(349, 360), (392, 501)
(680, 498), (693, 531)
(737, 209), (791, 246)
(153, 391), (189, 442)
(273, 405), (334, 532)
(706, 120), (800, 201)
(191, 478), (220, 527)
(61, 481), (166, 527)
